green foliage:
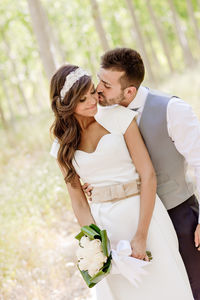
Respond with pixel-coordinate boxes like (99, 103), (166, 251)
(0, 0), (200, 126)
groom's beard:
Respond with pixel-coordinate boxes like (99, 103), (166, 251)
(98, 92), (125, 106)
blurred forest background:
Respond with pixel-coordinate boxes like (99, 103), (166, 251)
(0, 0), (200, 299)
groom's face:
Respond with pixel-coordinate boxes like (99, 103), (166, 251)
(96, 68), (125, 106)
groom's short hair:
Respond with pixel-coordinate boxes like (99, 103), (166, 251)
(100, 48), (145, 89)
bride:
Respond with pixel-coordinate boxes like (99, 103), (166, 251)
(50, 64), (194, 299)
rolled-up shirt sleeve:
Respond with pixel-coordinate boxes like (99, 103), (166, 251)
(167, 98), (200, 222)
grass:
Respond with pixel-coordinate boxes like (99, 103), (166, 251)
(0, 110), (75, 297)
(0, 65), (199, 299)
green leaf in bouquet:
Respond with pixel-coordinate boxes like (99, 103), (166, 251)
(100, 229), (110, 257)
(89, 223), (101, 234)
(79, 269), (96, 288)
(81, 225), (100, 240)
(78, 265), (111, 288)
(90, 255), (112, 284)
(102, 254), (112, 272)
(75, 231), (85, 241)
(90, 269), (108, 284)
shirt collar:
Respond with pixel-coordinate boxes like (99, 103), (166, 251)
(127, 86), (149, 110)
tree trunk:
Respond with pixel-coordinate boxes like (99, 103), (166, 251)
(168, 0), (194, 66)
(145, 0), (174, 72)
(86, 49), (97, 75)
(0, 71), (16, 129)
(2, 34), (31, 116)
(185, 0), (200, 46)
(125, 0), (155, 83)
(27, 0), (57, 80)
(89, 0), (110, 51)
(145, 31), (161, 71)
(24, 64), (44, 111)
(41, 3), (66, 65)
(33, 85), (44, 110)
(0, 100), (7, 129)
(49, 25), (66, 65)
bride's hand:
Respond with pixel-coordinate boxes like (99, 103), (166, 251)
(130, 235), (149, 261)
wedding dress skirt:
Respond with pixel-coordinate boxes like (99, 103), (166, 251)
(91, 194), (193, 300)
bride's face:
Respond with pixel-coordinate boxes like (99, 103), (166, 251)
(74, 82), (98, 117)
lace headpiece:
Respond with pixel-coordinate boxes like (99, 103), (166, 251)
(60, 67), (90, 101)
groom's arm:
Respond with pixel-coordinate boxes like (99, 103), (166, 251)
(82, 183), (93, 200)
(167, 97), (200, 250)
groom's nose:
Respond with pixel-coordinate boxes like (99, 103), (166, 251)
(96, 81), (104, 93)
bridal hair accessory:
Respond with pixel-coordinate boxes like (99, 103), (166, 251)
(60, 67), (90, 101)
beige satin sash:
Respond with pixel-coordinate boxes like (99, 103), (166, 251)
(92, 179), (141, 203)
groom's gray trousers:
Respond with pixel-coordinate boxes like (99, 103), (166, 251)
(168, 195), (200, 300)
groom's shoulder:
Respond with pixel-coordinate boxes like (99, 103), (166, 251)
(146, 87), (184, 109)
(147, 87), (174, 99)
(146, 88), (193, 116)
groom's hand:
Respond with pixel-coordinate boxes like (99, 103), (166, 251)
(194, 224), (200, 251)
(82, 183), (93, 201)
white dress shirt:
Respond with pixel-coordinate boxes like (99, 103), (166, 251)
(128, 86), (200, 222)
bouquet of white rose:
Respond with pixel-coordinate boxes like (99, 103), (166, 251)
(75, 224), (112, 288)
(75, 224), (152, 288)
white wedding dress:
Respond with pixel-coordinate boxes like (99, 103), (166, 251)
(50, 105), (194, 300)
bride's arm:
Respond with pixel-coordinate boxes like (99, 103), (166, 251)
(58, 164), (96, 227)
(124, 119), (157, 260)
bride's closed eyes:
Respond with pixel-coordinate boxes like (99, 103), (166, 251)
(79, 98), (86, 103)
(79, 85), (96, 102)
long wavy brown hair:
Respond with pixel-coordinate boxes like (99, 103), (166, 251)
(50, 65), (92, 184)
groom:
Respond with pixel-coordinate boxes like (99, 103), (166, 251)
(84, 48), (200, 299)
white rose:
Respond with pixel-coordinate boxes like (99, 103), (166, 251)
(76, 236), (107, 277)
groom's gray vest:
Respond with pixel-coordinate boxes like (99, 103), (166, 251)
(138, 89), (194, 210)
